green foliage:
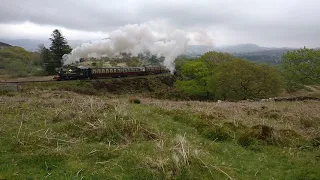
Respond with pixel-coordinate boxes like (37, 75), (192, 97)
(0, 47), (41, 77)
(174, 56), (193, 72)
(47, 29), (72, 74)
(281, 47), (320, 91)
(38, 45), (54, 75)
(175, 51), (284, 101)
(138, 51), (165, 65)
(126, 56), (143, 67)
(175, 60), (210, 98)
(210, 59), (284, 100)
(199, 51), (234, 69)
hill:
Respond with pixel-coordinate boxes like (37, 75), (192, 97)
(0, 80), (319, 179)
(0, 39), (84, 51)
(0, 39), (297, 65)
(0, 42), (12, 48)
(0, 46), (41, 77)
(187, 44), (295, 64)
(233, 49), (293, 65)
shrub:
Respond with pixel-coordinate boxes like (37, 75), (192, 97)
(129, 97), (141, 104)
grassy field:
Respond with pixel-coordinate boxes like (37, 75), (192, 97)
(0, 85), (319, 179)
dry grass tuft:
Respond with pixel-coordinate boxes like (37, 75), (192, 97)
(140, 98), (320, 138)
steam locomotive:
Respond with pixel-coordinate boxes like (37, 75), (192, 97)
(54, 66), (170, 80)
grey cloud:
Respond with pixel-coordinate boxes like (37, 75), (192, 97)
(0, 0), (320, 47)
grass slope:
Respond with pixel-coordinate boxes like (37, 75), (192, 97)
(0, 89), (319, 179)
(0, 46), (41, 78)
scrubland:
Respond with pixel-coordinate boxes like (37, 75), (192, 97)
(0, 87), (319, 179)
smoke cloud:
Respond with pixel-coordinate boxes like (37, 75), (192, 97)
(62, 23), (190, 72)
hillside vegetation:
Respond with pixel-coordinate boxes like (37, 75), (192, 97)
(1, 33), (319, 179)
(0, 46), (41, 78)
(0, 88), (319, 179)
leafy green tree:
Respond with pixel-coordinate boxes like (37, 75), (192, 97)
(175, 60), (211, 98)
(173, 56), (194, 77)
(199, 51), (234, 69)
(48, 29), (72, 74)
(281, 47), (320, 90)
(39, 45), (54, 74)
(175, 51), (235, 99)
(210, 59), (284, 100)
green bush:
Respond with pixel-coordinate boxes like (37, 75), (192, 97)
(175, 51), (284, 101)
(281, 47), (320, 91)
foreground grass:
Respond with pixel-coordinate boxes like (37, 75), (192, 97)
(0, 91), (319, 179)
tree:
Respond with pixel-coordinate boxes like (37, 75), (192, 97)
(48, 29), (72, 74)
(175, 51), (284, 101)
(209, 59), (284, 101)
(175, 51), (235, 99)
(281, 47), (320, 90)
(199, 51), (234, 70)
(175, 60), (211, 98)
(138, 51), (165, 65)
(38, 45), (54, 74)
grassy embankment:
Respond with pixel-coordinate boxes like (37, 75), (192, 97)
(0, 78), (319, 179)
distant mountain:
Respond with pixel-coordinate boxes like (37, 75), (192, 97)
(0, 39), (48, 51)
(216, 43), (269, 53)
(233, 49), (293, 65)
(187, 45), (214, 55)
(187, 43), (294, 54)
(0, 39), (297, 65)
(0, 39), (84, 51)
(186, 44), (296, 65)
(0, 42), (12, 48)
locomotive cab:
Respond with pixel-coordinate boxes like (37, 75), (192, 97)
(54, 66), (92, 80)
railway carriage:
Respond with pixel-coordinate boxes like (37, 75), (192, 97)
(54, 66), (170, 81)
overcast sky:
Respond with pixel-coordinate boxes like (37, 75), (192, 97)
(0, 0), (319, 47)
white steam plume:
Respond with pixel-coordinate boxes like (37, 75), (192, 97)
(62, 23), (190, 72)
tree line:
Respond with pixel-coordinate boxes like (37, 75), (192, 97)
(175, 48), (320, 101)
(37, 29), (319, 101)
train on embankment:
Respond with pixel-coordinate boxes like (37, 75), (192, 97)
(54, 66), (170, 81)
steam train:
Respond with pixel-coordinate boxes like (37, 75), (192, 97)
(54, 66), (170, 80)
